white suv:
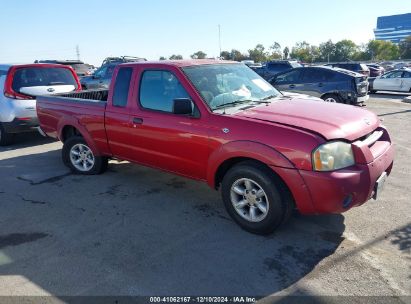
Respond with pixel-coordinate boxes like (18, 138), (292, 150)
(0, 63), (80, 145)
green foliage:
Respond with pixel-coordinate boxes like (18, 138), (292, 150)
(290, 41), (317, 62)
(366, 40), (399, 60)
(334, 40), (358, 61)
(219, 38), (406, 63)
(268, 42), (282, 60)
(220, 49), (247, 61)
(169, 54), (183, 60)
(399, 36), (411, 59)
(190, 51), (207, 59)
(318, 40), (336, 62)
(248, 44), (268, 63)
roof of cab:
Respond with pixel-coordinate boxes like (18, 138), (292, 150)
(121, 59), (238, 68)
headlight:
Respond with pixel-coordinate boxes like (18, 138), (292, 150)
(312, 141), (355, 171)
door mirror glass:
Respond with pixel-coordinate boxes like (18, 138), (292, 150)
(173, 98), (193, 115)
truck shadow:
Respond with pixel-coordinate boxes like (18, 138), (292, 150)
(0, 132), (56, 153)
(0, 150), (345, 296)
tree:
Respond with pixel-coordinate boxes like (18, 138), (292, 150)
(169, 54), (183, 60)
(220, 51), (231, 60)
(220, 49), (247, 61)
(318, 40), (336, 62)
(283, 47), (289, 60)
(190, 51), (207, 59)
(268, 42), (282, 60)
(366, 40), (399, 60)
(159, 56), (167, 60)
(290, 41), (317, 62)
(334, 39), (358, 61)
(399, 36), (411, 59)
(248, 44), (268, 63)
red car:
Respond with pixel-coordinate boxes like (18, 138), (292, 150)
(36, 60), (394, 234)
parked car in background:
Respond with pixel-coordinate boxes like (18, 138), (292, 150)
(380, 62), (395, 72)
(80, 63), (117, 90)
(101, 56), (146, 67)
(367, 64), (385, 77)
(35, 60), (94, 77)
(325, 62), (370, 77)
(369, 69), (411, 93)
(81, 56), (147, 90)
(0, 63), (80, 145)
(37, 60), (394, 235)
(269, 66), (369, 105)
(393, 62), (408, 70)
(255, 60), (302, 80)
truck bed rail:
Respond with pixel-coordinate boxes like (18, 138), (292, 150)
(55, 89), (109, 101)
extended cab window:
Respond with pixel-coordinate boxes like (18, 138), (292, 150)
(139, 70), (189, 112)
(112, 67), (132, 107)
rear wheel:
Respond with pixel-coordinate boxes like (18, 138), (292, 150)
(322, 94), (341, 103)
(0, 124), (14, 146)
(62, 136), (108, 175)
(221, 161), (293, 235)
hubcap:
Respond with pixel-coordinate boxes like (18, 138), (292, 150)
(70, 144), (95, 172)
(230, 178), (269, 223)
(325, 97), (337, 103)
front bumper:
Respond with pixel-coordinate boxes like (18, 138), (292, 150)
(356, 94), (369, 104)
(298, 142), (394, 214)
(2, 117), (39, 134)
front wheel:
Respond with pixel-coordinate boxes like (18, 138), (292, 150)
(322, 94), (341, 103)
(62, 136), (108, 175)
(221, 162), (293, 235)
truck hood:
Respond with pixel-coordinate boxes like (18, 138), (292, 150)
(234, 98), (379, 141)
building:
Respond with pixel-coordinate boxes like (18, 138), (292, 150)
(374, 13), (411, 44)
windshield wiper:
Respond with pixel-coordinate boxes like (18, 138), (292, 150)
(261, 94), (280, 101)
(214, 99), (254, 110)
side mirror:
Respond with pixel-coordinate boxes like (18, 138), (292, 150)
(173, 98), (193, 115)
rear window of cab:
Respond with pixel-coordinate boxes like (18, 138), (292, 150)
(12, 67), (78, 92)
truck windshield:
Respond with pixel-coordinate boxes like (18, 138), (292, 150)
(183, 63), (281, 110)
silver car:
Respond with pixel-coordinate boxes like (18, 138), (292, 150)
(0, 63), (80, 145)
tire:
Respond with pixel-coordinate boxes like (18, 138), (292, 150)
(322, 94), (342, 103)
(62, 136), (108, 175)
(0, 123), (14, 146)
(221, 161), (293, 235)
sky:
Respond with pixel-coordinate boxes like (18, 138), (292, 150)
(0, 0), (410, 66)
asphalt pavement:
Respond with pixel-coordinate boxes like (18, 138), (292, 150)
(0, 93), (410, 302)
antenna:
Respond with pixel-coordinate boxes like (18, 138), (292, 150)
(76, 45), (80, 61)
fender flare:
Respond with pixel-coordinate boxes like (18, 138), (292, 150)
(57, 118), (101, 156)
(206, 140), (295, 188)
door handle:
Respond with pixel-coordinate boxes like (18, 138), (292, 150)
(289, 84), (295, 89)
(133, 117), (143, 125)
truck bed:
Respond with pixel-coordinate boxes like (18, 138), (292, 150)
(36, 90), (108, 145)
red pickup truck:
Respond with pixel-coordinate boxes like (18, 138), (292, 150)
(37, 60), (394, 234)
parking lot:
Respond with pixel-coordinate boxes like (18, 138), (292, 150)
(0, 93), (410, 300)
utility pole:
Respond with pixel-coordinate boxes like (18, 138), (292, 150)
(218, 24), (222, 58)
(76, 45), (80, 61)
